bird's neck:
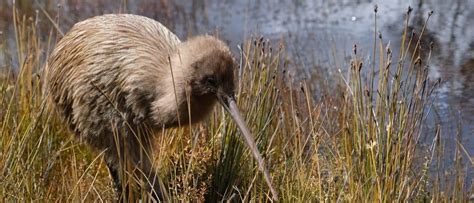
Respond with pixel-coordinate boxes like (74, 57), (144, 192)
(149, 45), (193, 127)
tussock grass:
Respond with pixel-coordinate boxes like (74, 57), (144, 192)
(0, 2), (471, 202)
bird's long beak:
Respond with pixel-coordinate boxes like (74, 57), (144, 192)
(217, 93), (278, 200)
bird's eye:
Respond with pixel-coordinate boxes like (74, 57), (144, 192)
(205, 76), (217, 87)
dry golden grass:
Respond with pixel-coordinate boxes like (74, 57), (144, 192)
(0, 2), (472, 202)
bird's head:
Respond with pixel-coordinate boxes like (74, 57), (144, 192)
(177, 36), (241, 118)
(188, 47), (246, 130)
(188, 46), (236, 103)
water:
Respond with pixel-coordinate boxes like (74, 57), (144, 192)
(1, 0), (472, 183)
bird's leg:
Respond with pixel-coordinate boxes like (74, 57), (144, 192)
(106, 130), (136, 202)
(106, 160), (122, 195)
(135, 158), (163, 201)
(126, 126), (164, 201)
(106, 148), (134, 202)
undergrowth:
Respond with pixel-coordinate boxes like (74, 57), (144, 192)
(0, 2), (471, 202)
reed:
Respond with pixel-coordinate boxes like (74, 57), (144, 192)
(0, 2), (471, 202)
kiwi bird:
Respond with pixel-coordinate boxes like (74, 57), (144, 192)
(44, 14), (277, 201)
